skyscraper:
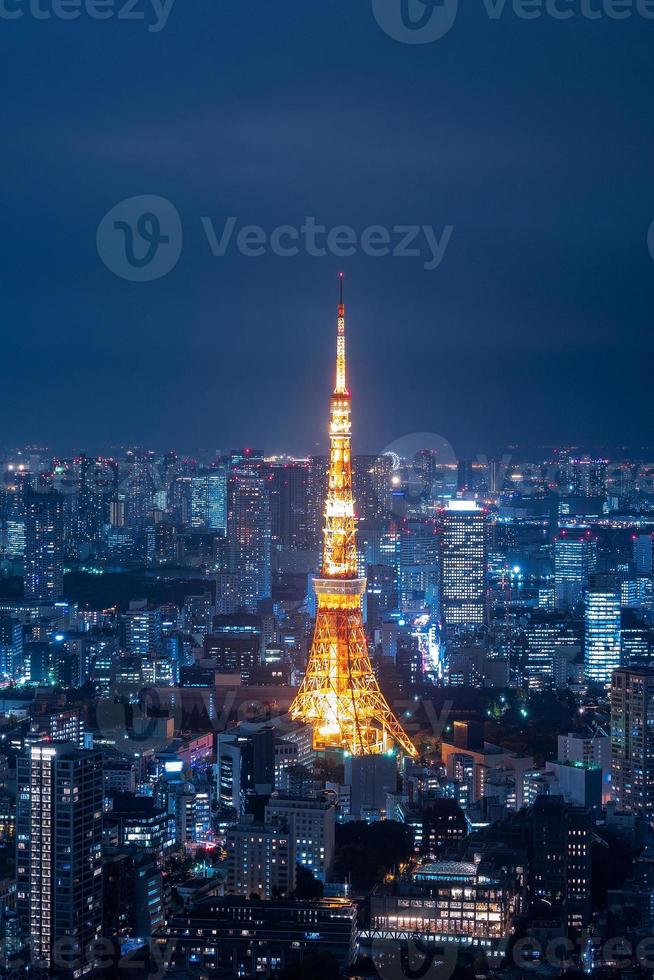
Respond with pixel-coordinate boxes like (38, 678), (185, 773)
(633, 533), (653, 576)
(24, 491), (65, 602)
(190, 474), (209, 528)
(398, 517), (439, 614)
(569, 457), (606, 497)
(439, 501), (487, 631)
(204, 613), (262, 682)
(353, 455), (392, 523)
(77, 454), (116, 546)
(125, 449), (157, 526)
(189, 468), (226, 530)
(124, 601), (162, 655)
(611, 667), (654, 819)
(290, 280), (416, 757)
(524, 611), (581, 691)
(207, 467), (227, 532)
(530, 796), (592, 931)
(264, 795), (335, 882)
(16, 744), (103, 976)
(225, 820), (295, 899)
(0, 617), (22, 677)
(227, 469), (272, 612)
(269, 463), (310, 550)
(584, 574), (621, 685)
(307, 455), (328, 551)
(554, 531), (597, 611)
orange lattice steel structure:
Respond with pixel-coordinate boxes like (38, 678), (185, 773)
(290, 279), (417, 757)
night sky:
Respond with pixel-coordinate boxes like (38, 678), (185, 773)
(1, 0), (653, 458)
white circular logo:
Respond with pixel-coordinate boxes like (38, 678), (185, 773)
(96, 194), (182, 282)
(381, 431), (458, 516)
(372, 0), (459, 44)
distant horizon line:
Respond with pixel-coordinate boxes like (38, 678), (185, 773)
(5, 442), (654, 463)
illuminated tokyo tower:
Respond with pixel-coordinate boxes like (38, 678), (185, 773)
(290, 278), (417, 758)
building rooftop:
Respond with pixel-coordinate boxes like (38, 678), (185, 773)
(415, 861), (478, 881)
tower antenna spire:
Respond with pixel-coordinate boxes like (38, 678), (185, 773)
(335, 274), (347, 395)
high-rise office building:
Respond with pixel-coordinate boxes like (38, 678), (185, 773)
(215, 725), (277, 811)
(227, 469), (272, 612)
(584, 575), (621, 685)
(161, 450), (179, 491)
(190, 475), (209, 528)
(6, 517), (26, 558)
(554, 532), (597, 611)
(457, 459), (475, 494)
(269, 463), (310, 551)
(264, 795), (335, 882)
(569, 457), (606, 498)
(102, 850), (164, 960)
(170, 475), (192, 524)
(108, 497), (126, 528)
(611, 667), (654, 819)
(0, 618), (22, 677)
(366, 564), (398, 630)
(307, 455), (328, 550)
(523, 611), (582, 692)
(190, 469), (226, 530)
(398, 517), (439, 613)
(439, 501), (487, 631)
(344, 753), (398, 818)
(124, 602), (162, 656)
(24, 491), (65, 602)
(77, 455), (116, 546)
(150, 521), (176, 564)
(207, 467), (227, 532)
(125, 449), (157, 526)
(558, 731), (611, 803)
(633, 533), (653, 576)
(204, 614), (262, 682)
(225, 819), (295, 898)
(16, 744), (103, 977)
(183, 593), (213, 636)
(353, 455), (392, 523)
(530, 796), (592, 931)
(621, 609), (652, 667)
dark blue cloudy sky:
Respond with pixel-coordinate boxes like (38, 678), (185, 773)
(1, 0), (653, 458)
